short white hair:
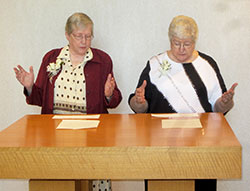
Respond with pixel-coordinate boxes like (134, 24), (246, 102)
(168, 15), (198, 43)
(65, 12), (94, 35)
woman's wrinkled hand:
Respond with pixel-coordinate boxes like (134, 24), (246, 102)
(104, 73), (115, 98)
(221, 83), (238, 104)
(13, 65), (34, 93)
(214, 83), (238, 113)
(135, 80), (147, 104)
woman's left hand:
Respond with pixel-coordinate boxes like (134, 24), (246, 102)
(104, 73), (115, 98)
(221, 83), (238, 104)
(214, 83), (238, 113)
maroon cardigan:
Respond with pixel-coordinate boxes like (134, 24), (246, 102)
(24, 47), (122, 114)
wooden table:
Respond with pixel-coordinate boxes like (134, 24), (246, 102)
(0, 113), (242, 191)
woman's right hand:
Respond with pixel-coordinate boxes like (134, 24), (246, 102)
(135, 80), (147, 104)
(14, 65), (34, 93)
(129, 80), (148, 113)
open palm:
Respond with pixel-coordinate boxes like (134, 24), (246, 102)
(14, 65), (34, 91)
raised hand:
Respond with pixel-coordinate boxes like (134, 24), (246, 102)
(135, 80), (147, 104)
(221, 83), (238, 104)
(214, 83), (238, 113)
(13, 65), (34, 93)
(104, 73), (115, 98)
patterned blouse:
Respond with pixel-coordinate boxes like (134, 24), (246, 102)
(53, 46), (93, 114)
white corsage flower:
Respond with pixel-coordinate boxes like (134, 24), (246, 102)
(47, 59), (64, 82)
(158, 60), (171, 77)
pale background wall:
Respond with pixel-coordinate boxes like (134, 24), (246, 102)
(0, 0), (249, 190)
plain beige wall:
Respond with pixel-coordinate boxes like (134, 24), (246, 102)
(0, 0), (250, 190)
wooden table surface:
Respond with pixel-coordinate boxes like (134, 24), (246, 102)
(0, 113), (241, 180)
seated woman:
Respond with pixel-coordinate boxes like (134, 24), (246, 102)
(128, 15), (237, 190)
(14, 12), (122, 191)
(129, 15), (237, 115)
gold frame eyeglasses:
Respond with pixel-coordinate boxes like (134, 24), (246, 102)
(71, 33), (93, 41)
(171, 39), (194, 49)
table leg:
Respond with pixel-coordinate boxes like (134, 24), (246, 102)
(147, 180), (195, 191)
(29, 180), (91, 191)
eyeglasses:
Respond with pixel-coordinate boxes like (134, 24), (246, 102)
(172, 39), (194, 49)
(71, 33), (92, 41)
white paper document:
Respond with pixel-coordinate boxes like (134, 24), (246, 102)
(53, 115), (100, 119)
(162, 118), (202, 128)
(56, 120), (100, 130)
(152, 113), (199, 118)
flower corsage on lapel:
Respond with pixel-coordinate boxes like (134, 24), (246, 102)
(158, 60), (171, 77)
(47, 58), (64, 82)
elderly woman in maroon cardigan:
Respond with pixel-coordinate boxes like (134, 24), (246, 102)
(14, 12), (122, 115)
(14, 12), (122, 191)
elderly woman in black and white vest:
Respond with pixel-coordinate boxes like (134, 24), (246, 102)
(128, 14), (238, 191)
(129, 15), (237, 115)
